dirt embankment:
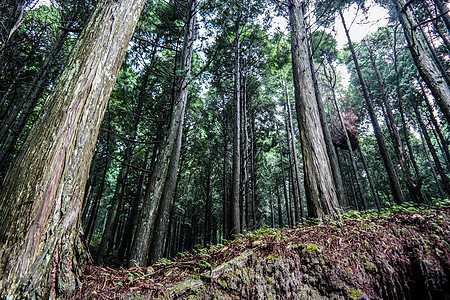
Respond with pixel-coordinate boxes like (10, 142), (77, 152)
(74, 205), (450, 299)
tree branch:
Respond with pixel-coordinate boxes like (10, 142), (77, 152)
(413, 9), (450, 30)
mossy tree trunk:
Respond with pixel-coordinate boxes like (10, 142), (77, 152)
(288, 0), (340, 219)
(0, 0), (145, 298)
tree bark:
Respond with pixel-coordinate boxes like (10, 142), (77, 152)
(283, 81), (304, 222)
(307, 39), (347, 210)
(0, 0), (145, 298)
(433, 0), (450, 35)
(394, 0), (450, 123)
(130, 0), (197, 266)
(288, 0), (340, 219)
(231, 22), (242, 235)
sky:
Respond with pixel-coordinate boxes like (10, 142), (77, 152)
(335, 0), (390, 50)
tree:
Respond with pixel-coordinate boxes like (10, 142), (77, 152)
(393, 0), (450, 123)
(0, 0), (145, 297)
(130, 0), (198, 266)
(339, 9), (405, 205)
(288, 0), (340, 219)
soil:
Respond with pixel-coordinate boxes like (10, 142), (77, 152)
(72, 204), (450, 299)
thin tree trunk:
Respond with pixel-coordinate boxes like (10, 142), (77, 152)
(394, 0), (450, 123)
(231, 22), (242, 236)
(366, 40), (424, 203)
(0, 1), (28, 57)
(357, 146), (382, 211)
(277, 125), (292, 227)
(412, 95), (450, 195)
(433, 0), (450, 35)
(283, 81), (304, 222)
(340, 9), (404, 205)
(222, 101), (230, 240)
(0, 0), (145, 297)
(420, 127), (446, 199)
(130, 0), (197, 266)
(276, 185), (284, 228)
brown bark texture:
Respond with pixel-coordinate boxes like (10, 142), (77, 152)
(288, 0), (340, 219)
(0, 0), (145, 298)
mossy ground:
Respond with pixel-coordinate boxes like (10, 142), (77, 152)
(73, 200), (450, 299)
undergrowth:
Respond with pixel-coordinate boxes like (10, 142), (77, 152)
(74, 199), (450, 299)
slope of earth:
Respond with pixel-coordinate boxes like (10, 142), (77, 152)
(73, 202), (450, 299)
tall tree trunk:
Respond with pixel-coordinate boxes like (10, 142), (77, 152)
(222, 99), (230, 240)
(366, 40), (425, 203)
(231, 22), (242, 235)
(393, 27), (423, 182)
(307, 38), (347, 209)
(241, 74), (249, 231)
(97, 65), (150, 265)
(433, 0), (450, 35)
(411, 95), (450, 195)
(0, 0), (145, 298)
(283, 80), (304, 222)
(130, 0), (197, 266)
(357, 146), (382, 211)
(0, 0), (28, 57)
(118, 150), (149, 260)
(249, 102), (257, 228)
(394, 0), (450, 123)
(340, 9), (404, 205)
(277, 125), (292, 227)
(288, 0), (340, 219)
(330, 85), (368, 210)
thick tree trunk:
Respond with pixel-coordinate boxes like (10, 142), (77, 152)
(288, 0), (340, 219)
(340, 9), (404, 205)
(394, 0), (450, 123)
(0, 0), (145, 298)
(130, 0), (197, 266)
(307, 40), (347, 210)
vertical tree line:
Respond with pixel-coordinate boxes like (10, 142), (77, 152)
(0, 0), (449, 297)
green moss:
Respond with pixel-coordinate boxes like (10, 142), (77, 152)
(267, 254), (279, 260)
(347, 288), (361, 300)
(305, 244), (321, 252)
(217, 279), (228, 289)
(267, 276), (275, 285)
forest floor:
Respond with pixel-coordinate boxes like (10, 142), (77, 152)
(73, 201), (450, 299)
